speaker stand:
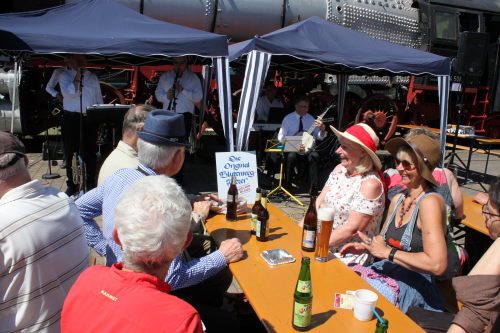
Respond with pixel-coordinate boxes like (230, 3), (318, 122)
(42, 128), (60, 180)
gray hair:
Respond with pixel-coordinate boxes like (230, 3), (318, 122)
(0, 153), (26, 182)
(355, 154), (375, 175)
(137, 138), (183, 170)
(115, 175), (192, 272)
(122, 104), (154, 135)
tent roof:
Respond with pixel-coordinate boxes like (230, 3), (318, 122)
(229, 16), (451, 76)
(0, 0), (228, 65)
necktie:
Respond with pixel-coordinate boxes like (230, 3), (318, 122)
(298, 116), (304, 133)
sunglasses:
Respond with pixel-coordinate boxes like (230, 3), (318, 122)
(482, 202), (500, 219)
(395, 158), (416, 171)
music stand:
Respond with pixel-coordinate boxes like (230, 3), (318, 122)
(87, 104), (130, 146)
(265, 139), (304, 206)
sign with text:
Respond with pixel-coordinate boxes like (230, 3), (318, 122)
(216, 151), (258, 204)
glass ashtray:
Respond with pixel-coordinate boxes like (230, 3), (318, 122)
(261, 249), (295, 266)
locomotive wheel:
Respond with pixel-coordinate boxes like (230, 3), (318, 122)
(100, 81), (126, 104)
(355, 94), (399, 145)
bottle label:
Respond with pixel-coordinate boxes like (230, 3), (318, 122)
(227, 194), (238, 203)
(293, 301), (312, 328)
(296, 280), (311, 293)
(255, 220), (269, 238)
(316, 218), (321, 233)
(251, 213), (257, 232)
(302, 230), (316, 249)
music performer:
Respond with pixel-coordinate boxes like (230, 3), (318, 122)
(274, 95), (326, 190)
(255, 82), (283, 122)
(155, 56), (203, 141)
(53, 54), (103, 194)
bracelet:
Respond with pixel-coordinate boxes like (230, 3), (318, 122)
(388, 248), (398, 262)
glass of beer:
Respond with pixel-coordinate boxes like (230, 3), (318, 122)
(314, 207), (335, 262)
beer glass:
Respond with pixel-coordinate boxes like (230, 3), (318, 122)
(314, 207), (335, 262)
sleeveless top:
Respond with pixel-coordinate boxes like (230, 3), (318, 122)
(382, 191), (437, 253)
(323, 166), (385, 264)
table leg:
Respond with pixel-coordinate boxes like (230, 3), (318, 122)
(463, 138), (475, 184)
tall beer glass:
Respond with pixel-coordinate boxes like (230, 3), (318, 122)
(314, 207), (335, 262)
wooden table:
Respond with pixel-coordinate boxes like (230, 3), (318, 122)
(462, 195), (489, 236)
(206, 204), (424, 332)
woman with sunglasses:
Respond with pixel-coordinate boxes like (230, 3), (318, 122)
(448, 177), (500, 333)
(341, 133), (448, 312)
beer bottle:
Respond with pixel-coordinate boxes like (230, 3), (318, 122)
(226, 176), (238, 221)
(256, 193), (269, 241)
(301, 187), (318, 252)
(375, 319), (389, 333)
(292, 257), (312, 331)
(250, 187), (263, 235)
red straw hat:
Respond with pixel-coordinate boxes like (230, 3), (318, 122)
(330, 123), (382, 170)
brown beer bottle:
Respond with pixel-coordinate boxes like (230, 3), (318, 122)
(250, 187), (263, 235)
(226, 176), (238, 221)
(256, 192), (269, 241)
(301, 187), (318, 252)
(292, 257), (312, 331)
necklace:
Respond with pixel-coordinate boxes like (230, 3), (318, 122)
(397, 190), (424, 227)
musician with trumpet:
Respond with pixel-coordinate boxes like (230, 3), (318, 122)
(275, 94), (327, 190)
(155, 56), (203, 140)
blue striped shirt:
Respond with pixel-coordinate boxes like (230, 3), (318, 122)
(75, 164), (227, 290)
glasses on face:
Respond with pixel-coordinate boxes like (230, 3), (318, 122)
(395, 158), (416, 171)
(481, 202), (500, 220)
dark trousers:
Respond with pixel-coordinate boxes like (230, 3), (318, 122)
(286, 150), (320, 189)
(181, 112), (193, 141)
(62, 111), (97, 191)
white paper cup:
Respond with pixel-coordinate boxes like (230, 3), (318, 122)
(353, 289), (378, 321)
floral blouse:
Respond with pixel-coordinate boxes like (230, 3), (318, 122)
(323, 166), (385, 264)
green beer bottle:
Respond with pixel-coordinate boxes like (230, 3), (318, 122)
(375, 319), (389, 333)
(292, 257), (312, 331)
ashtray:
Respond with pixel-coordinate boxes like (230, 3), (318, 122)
(261, 249), (295, 266)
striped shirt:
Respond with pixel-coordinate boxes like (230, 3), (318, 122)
(76, 164), (227, 290)
(0, 180), (88, 332)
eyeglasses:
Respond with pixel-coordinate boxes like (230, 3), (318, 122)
(481, 202), (500, 219)
(395, 159), (416, 171)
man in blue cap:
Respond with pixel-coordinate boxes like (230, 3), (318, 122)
(76, 110), (242, 332)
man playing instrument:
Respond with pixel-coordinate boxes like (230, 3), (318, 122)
(275, 95), (326, 190)
(155, 56), (203, 140)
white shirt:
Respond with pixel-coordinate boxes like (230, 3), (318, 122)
(255, 95), (283, 122)
(277, 111), (326, 142)
(0, 180), (88, 332)
(58, 68), (103, 113)
(97, 140), (138, 186)
(155, 69), (202, 114)
(45, 67), (66, 97)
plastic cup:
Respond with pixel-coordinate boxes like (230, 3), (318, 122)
(353, 289), (378, 321)
(314, 207), (335, 262)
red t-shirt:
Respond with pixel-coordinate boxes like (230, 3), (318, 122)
(61, 263), (203, 333)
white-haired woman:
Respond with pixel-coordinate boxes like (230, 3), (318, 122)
(315, 123), (386, 265)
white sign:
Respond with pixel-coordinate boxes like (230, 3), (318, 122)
(215, 151), (258, 204)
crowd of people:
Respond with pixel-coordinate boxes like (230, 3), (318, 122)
(1, 62), (498, 332)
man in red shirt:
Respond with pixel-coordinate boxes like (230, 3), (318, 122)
(61, 176), (203, 333)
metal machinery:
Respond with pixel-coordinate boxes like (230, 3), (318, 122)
(1, 0), (499, 137)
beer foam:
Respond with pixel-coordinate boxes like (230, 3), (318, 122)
(317, 207), (335, 221)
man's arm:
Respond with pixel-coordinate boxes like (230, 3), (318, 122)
(179, 73), (203, 103)
(45, 68), (62, 98)
(75, 185), (108, 256)
(155, 72), (170, 105)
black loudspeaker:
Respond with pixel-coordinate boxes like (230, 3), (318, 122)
(453, 31), (489, 78)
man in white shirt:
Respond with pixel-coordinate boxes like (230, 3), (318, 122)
(0, 131), (88, 332)
(47, 54), (103, 194)
(155, 56), (203, 141)
(255, 83), (283, 122)
(276, 95), (326, 190)
(97, 104), (154, 185)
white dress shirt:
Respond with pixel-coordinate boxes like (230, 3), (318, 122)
(277, 111), (326, 142)
(255, 95), (283, 122)
(155, 69), (202, 114)
(58, 68), (103, 113)
(45, 67), (66, 97)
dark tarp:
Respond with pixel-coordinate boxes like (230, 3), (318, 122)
(0, 0), (228, 65)
(229, 16), (450, 76)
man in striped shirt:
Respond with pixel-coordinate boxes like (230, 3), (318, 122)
(0, 131), (88, 332)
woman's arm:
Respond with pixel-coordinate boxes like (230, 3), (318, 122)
(328, 177), (382, 247)
(443, 168), (464, 219)
(389, 193), (448, 275)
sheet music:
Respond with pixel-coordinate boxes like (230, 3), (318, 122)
(283, 136), (302, 152)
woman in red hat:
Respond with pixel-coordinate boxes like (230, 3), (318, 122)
(315, 123), (385, 265)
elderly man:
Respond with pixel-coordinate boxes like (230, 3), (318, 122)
(0, 131), (88, 332)
(76, 110), (242, 331)
(97, 104), (154, 185)
(62, 176), (203, 332)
